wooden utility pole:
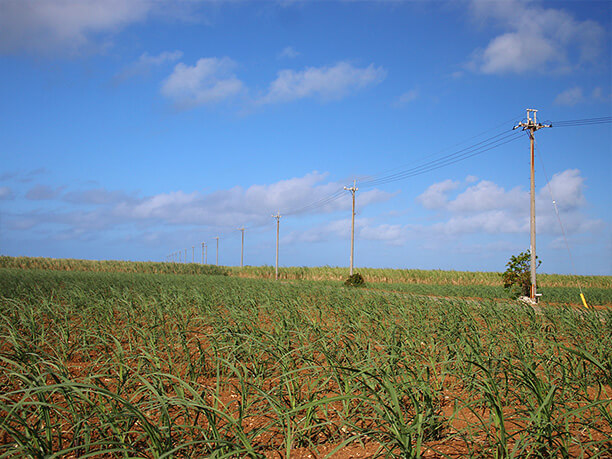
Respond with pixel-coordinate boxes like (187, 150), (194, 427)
(272, 213), (281, 280)
(201, 242), (206, 264)
(239, 228), (245, 267)
(215, 237), (219, 266)
(344, 180), (358, 276)
(184, 248), (187, 264)
(514, 109), (551, 302)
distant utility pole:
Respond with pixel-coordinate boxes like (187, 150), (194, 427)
(272, 213), (281, 280)
(184, 248), (187, 264)
(215, 237), (220, 266)
(514, 109), (551, 302)
(344, 180), (358, 276)
(239, 227), (245, 267)
(201, 242), (206, 264)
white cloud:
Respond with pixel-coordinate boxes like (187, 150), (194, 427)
(284, 218), (409, 246)
(395, 89), (418, 106)
(554, 87), (584, 106)
(359, 223), (408, 246)
(468, 0), (605, 74)
(433, 210), (526, 235)
(116, 50), (183, 81)
(544, 169), (586, 212)
(416, 179), (460, 209)
(591, 87), (609, 102)
(257, 61), (386, 105)
(161, 57), (245, 108)
(278, 46), (300, 59)
(417, 169), (601, 236)
(447, 180), (526, 213)
(0, 0), (154, 54)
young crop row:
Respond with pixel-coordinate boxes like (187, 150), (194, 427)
(0, 268), (610, 457)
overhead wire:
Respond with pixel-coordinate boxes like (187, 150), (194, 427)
(358, 113), (524, 185)
(551, 116), (612, 127)
(360, 130), (523, 188)
(285, 114), (526, 214)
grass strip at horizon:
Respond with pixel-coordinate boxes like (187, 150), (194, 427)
(1, 268), (610, 457)
(2, 256), (610, 290)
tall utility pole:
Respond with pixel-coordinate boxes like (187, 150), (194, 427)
(514, 109), (551, 302)
(201, 242), (206, 264)
(215, 237), (219, 266)
(239, 227), (245, 268)
(344, 180), (358, 276)
(184, 248), (187, 264)
(272, 213), (281, 280)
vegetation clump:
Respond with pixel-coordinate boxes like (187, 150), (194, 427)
(344, 272), (365, 287)
(501, 250), (540, 299)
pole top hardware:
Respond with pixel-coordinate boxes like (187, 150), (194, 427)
(513, 108), (552, 131)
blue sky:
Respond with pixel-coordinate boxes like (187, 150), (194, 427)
(0, 0), (610, 275)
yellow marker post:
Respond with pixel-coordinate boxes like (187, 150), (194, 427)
(580, 293), (588, 308)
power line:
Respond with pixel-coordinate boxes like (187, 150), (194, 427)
(284, 119), (526, 215)
(360, 130), (523, 189)
(551, 116), (612, 127)
(283, 188), (346, 216)
(359, 113), (524, 184)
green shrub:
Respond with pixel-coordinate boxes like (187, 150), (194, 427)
(344, 273), (365, 287)
(501, 251), (540, 298)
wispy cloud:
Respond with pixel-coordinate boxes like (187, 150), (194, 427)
(256, 61), (386, 105)
(63, 188), (137, 205)
(116, 50), (183, 82)
(554, 87), (584, 106)
(5, 172), (394, 238)
(278, 46), (300, 59)
(468, 0), (605, 74)
(25, 184), (65, 201)
(394, 89), (418, 107)
(160, 57), (245, 108)
(554, 86), (611, 106)
(0, 186), (14, 200)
